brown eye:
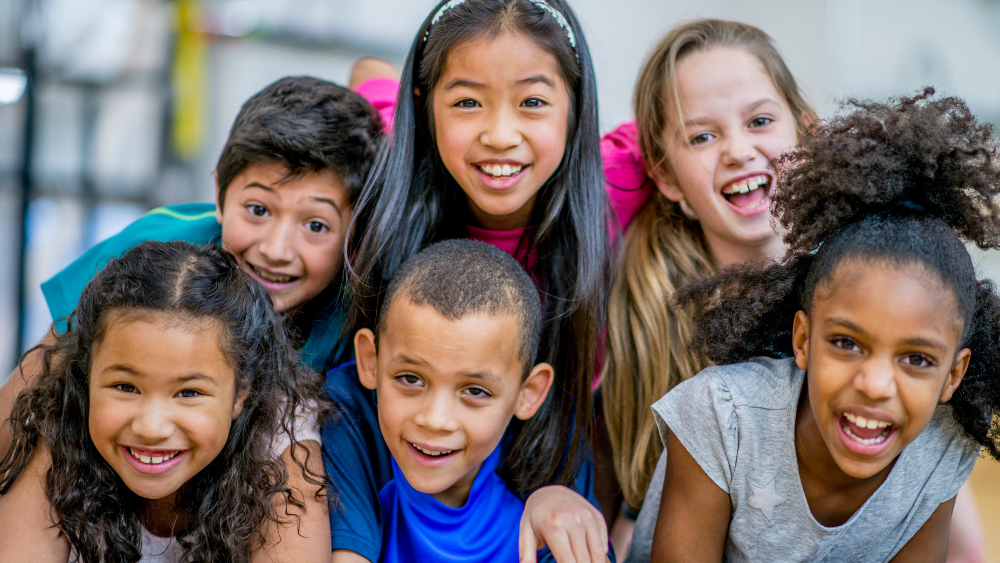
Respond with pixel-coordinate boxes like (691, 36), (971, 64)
(455, 99), (479, 108)
(749, 116), (773, 128)
(248, 204), (267, 217)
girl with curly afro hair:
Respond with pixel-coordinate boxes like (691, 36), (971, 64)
(643, 89), (1000, 562)
(0, 241), (334, 562)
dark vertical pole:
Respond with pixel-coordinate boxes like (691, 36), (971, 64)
(15, 45), (37, 361)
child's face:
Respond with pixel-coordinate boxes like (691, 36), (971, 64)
(431, 32), (570, 231)
(217, 162), (351, 312)
(355, 297), (552, 507)
(653, 47), (799, 266)
(89, 313), (245, 501)
(791, 261), (969, 480)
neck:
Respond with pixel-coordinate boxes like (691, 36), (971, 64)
(141, 492), (185, 538)
(794, 382), (895, 526)
(467, 195), (536, 231)
(431, 462), (483, 508)
(705, 232), (785, 269)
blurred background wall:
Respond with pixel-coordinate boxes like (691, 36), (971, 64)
(1, 0), (999, 364)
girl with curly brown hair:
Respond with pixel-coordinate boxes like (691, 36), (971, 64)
(643, 89), (1000, 562)
(0, 241), (333, 562)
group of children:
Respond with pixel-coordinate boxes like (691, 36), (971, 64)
(0, 1), (998, 562)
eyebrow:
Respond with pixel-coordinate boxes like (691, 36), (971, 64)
(100, 365), (219, 385)
(824, 317), (948, 352)
(442, 75), (555, 91)
(243, 183), (342, 214)
(682, 98), (781, 128)
(390, 354), (505, 385)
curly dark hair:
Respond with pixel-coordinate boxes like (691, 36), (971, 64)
(0, 241), (332, 562)
(216, 75), (384, 207)
(678, 88), (1000, 459)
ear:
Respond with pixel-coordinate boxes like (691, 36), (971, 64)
(939, 347), (971, 403)
(232, 387), (249, 421)
(355, 328), (379, 390)
(214, 171), (224, 225)
(792, 310), (810, 371)
(800, 111), (816, 133)
(648, 162), (685, 203)
(514, 362), (554, 421)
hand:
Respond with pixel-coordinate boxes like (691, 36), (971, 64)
(519, 485), (610, 563)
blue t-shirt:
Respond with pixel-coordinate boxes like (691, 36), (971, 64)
(322, 362), (612, 563)
(40, 202), (352, 373)
(380, 445), (523, 563)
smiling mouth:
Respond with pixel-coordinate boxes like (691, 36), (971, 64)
(841, 412), (893, 446)
(721, 175), (770, 209)
(411, 443), (456, 457)
(477, 163), (524, 179)
(127, 447), (182, 465)
(247, 263), (298, 284)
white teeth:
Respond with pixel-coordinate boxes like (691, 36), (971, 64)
(722, 175), (769, 195)
(412, 443), (454, 457)
(856, 415), (868, 428)
(865, 419), (879, 430)
(129, 448), (179, 465)
(479, 164), (523, 178)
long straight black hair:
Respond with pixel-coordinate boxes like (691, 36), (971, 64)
(346, 0), (607, 494)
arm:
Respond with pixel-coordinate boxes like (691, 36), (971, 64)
(332, 550), (370, 563)
(889, 496), (956, 563)
(518, 485), (610, 563)
(348, 58), (398, 90)
(650, 430), (731, 563)
(0, 329), (58, 457)
(252, 441), (331, 563)
(0, 441), (71, 563)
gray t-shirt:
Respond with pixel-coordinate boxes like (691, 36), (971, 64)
(627, 356), (980, 563)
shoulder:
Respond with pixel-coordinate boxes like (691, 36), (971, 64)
(42, 203), (220, 324)
(655, 356), (800, 416)
(908, 404), (982, 481)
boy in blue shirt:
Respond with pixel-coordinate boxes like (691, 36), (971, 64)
(0, 75), (385, 455)
(329, 239), (611, 563)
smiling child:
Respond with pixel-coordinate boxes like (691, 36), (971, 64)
(646, 90), (1000, 562)
(0, 76), (384, 457)
(326, 239), (610, 562)
(0, 241), (333, 562)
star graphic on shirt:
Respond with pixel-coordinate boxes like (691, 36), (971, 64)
(748, 476), (786, 522)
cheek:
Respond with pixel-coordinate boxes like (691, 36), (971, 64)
(220, 216), (256, 257)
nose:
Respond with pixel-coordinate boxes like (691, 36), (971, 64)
(852, 358), (897, 400)
(720, 130), (757, 167)
(413, 391), (460, 433)
(479, 105), (522, 151)
(130, 399), (176, 442)
(256, 219), (296, 264)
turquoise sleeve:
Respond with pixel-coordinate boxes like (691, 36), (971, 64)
(40, 203), (220, 330)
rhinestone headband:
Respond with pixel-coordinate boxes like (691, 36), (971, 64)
(423, 0), (577, 55)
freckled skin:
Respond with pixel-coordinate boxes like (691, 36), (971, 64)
(653, 47), (799, 267)
(431, 32), (570, 231)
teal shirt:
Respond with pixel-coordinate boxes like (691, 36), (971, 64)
(40, 202), (352, 372)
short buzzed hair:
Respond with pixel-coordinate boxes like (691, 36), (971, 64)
(376, 239), (542, 375)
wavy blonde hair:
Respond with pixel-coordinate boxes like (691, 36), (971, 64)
(603, 19), (816, 510)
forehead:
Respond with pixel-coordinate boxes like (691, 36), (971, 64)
(380, 297), (522, 376)
(92, 312), (235, 383)
(437, 31), (565, 90)
(225, 162), (349, 206)
(673, 47), (786, 119)
(814, 260), (963, 344)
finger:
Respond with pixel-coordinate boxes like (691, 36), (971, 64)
(546, 529), (577, 563)
(594, 507), (609, 551)
(568, 521), (593, 563)
(519, 513), (538, 563)
(586, 512), (607, 562)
